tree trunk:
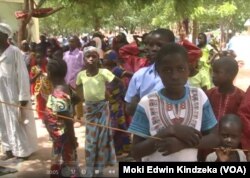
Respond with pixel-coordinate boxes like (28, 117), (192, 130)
(17, 0), (63, 46)
(130, 25), (136, 34)
(220, 21), (225, 50)
(192, 19), (198, 44)
(17, 0), (30, 47)
(18, 21), (28, 46)
(93, 16), (100, 31)
(24, 0), (29, 12)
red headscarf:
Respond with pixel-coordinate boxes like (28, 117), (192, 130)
(179, 39), (202, 64)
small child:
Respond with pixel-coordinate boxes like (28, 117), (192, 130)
(206, 114), (247, 162)
(128, 43), (218, 161)
(45, 59), (79, 178)
(76, 47), (117, 177)
(30, 47), (51, 120)
(206, 57), (245, 120)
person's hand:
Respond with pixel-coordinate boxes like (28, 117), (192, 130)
(20, 100), (28, 107)
(156, 125), (202, 147)
(215, 147), (230, 162)
(173, 125), (202, 146)
(155, 137), (188, 156)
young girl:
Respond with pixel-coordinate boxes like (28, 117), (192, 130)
(76, 47), (116, 177)
(197, 33), (214, 88)
(128, 43), (219, 161)
(206, 57), (245, 120)
(179, 39), (210, 91)
(30, 47), (51, 120)
(206, 114), (247, 162)
(197, 33), (214, 68)
(45, 59), (79, 178)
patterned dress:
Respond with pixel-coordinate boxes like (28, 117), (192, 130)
(45, 89), (79, 178)
(106, 71), (131, 155)
(30, 65), (52, 119)
(84, 100), (117, 177)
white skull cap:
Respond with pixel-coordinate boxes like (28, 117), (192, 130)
(0, 23), (13, 37)
(83, 46), (99, 55)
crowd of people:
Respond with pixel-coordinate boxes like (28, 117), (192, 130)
(1, 22), (250, 177)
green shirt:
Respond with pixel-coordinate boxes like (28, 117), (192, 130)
(76, 68), (115, 101)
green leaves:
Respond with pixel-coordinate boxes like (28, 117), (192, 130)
(217, 2), (237, 17)
(38, 0), (250, 35)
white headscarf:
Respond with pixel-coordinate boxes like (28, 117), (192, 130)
(83, 46), (99, 55)
(0, 23), (12, 37)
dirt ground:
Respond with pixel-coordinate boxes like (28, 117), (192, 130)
(0, 120), (119, 178)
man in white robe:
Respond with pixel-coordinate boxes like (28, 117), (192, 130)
(0, 23), (38, 160)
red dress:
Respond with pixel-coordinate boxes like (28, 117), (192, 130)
(30, 58), (50, 119)
(238, 86), (250, 149)
(206, 86), (245, 120)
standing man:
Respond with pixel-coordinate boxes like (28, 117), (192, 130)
(0, 23), (37, 160)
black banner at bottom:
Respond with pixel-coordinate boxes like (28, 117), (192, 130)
(119, 162), (250, 178)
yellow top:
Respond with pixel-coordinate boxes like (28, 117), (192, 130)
(188, 68), (212, 89)
(76, 68), (115, 101)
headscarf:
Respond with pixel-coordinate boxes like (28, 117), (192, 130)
(180, 39), (202, 64)
(0, 23), (12, 37)
(83, 46), (99, 55)
(106, 50), (118, 61)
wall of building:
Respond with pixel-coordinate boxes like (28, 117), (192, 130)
(0, 0), (39, 43)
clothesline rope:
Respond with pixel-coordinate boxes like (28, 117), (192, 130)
(0, 100), (249, 152)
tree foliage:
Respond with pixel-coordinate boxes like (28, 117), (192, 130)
(39, 0), (250, 37)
